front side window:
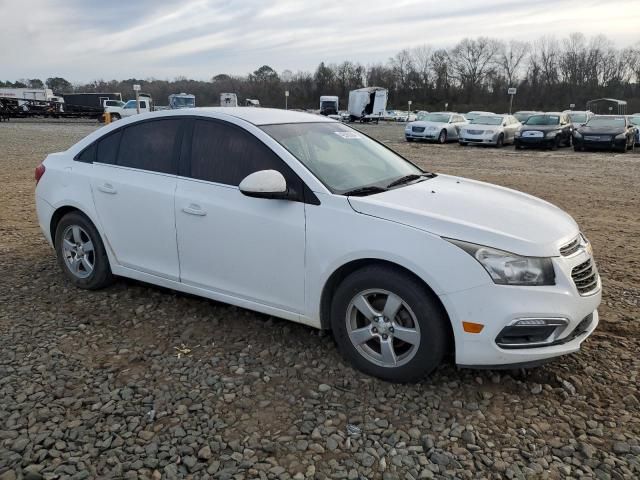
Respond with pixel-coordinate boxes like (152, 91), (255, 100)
(189, 120), (292, 186)
(116, 119), (181, 174)
(262, 122), (423, 194)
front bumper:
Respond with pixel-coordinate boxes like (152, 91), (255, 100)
(439, 249), (601, 367)
(459, 133), (498, 145)
(405, 128), (439, 140)
(574, 136), (627, 150)
(514, 136), (556, 148)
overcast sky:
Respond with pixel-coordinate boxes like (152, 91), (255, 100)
(2, 0), (639, 83)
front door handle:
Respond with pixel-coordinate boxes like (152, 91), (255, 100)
(182, 204), (207, 216)
(97, 183), (117, 194)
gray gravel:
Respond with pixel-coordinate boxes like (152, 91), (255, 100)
(0, 121), (639, 479)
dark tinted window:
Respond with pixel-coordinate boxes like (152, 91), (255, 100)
(117, 119), (181, 174)
(76, 142), (96, 163)
(96, 130), (122, 165)
(190, 120), (289, 186)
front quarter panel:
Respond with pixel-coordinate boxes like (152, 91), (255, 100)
(305, 193), (492, 325)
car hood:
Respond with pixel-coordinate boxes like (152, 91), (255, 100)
(521, 124), (561, 132)
(578, 125), (624, 135)
(348, 174), (578, 257)
(407, 120), (447, 128)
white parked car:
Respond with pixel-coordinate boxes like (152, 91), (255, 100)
(35, 108), (601, 382)
(405, 112), (468, 143)
(459, 115), (522, 147)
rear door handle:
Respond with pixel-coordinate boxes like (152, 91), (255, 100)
(97, 183), (117, 194)
(182, 204), (207, 216)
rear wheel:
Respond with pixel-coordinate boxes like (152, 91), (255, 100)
(54, 212), (114, 290)
(437, 129), (447, 144)
(331, 266), (448, 382)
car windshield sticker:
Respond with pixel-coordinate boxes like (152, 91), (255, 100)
(334, 131), (362, 139)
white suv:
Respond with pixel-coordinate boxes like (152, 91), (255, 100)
(35, 108), (601, 382)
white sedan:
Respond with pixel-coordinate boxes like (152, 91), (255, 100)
(35, 108), (601, 382)
(459, 115), (522, 147)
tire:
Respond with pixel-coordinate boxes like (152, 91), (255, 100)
(459, 142), (468, 146)
(54, 211), (114, 290)
(565, 135), (572, 147)
(515, 143), (524, 150)
(406, 137), (414, 142)
(330, 266), (448, 382)
(574, 146), (582, 152)
(437, 129), (447, 144)
(111, 113), (121, 121)
(496, 134), (504, 148)
(550, 136), (560, 150)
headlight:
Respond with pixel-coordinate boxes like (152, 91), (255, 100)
(447, 239), (556, 286)
(545, 130), (559, 138)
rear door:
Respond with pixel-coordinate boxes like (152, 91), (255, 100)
(175, 118), (307, 313)
(90, 118), (183, 280)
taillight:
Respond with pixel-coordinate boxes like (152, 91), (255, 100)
(35, 163), (46, 184)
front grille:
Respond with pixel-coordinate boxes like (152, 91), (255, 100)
(412, 126), (425, 133)
(571, 258), (599, 295)
(560, 236), (581, 256)
(467, 129), (484, 135)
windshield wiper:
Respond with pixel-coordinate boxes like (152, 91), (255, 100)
(386, 173), (433, 189)
(343, 185), (387, 197)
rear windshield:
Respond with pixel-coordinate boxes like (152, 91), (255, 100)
(586, 117), (626, 128)
(525, 115), (560, 125)
(569, 113), (587, 123)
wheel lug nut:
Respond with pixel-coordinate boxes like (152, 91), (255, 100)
(372, 327), (378, 333)
(389, 327), (394, 333)
(382, 334), (388, 340)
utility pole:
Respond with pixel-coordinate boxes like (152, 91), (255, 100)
(133, 84), (141, 114)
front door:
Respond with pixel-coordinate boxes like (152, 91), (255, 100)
(175, 119), (306, 313)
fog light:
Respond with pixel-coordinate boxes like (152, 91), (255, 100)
(496, 318), (568, 348)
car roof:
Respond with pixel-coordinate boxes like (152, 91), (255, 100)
(134, 107), (336, 126)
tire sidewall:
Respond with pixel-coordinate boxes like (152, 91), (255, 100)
(330, 267), (448, 382)
(54, 212), (112, 290)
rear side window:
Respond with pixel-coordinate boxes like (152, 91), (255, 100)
(117, 119), (181, 174)
(96, 130), (122, 165)
(76, 143), (96, 163)
(189, 120), (289, 186)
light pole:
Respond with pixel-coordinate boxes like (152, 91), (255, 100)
(507, 87), (517, 114)
(285, 90), (289, 110)
(408, 100), (412, 120)
(133, 84), (141, 114)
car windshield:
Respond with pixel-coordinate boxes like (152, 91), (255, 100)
(569, 113), (587, 123)
(416, 113), (430, 121)
(419, 113), (450, 123)
(470, 116), (503, 125)
(262, 122), (423, 194)
(586, 117), (626, 128)
(628, 116), (640, 126)
(525, 115), (560, 125)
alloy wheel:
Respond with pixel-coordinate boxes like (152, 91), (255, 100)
(61, 225), (95, 279)
(345, 289), (421, 368)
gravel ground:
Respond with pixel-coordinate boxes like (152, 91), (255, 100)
(0, 120), (638, 480)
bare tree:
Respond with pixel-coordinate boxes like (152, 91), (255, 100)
(449, 37), (501, 99)
(498, 40), (529, 86)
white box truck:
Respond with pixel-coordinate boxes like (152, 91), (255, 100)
(220, 93), (238, 107)
(0, 88), (63, 103)
(347, 87), (388, 122)
(319, 95), (339, 116)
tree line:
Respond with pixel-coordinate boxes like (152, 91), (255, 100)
(3, 33), (640, 113)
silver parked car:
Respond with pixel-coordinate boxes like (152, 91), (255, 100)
(459, 115), (522, 147)
(404, 112), (468, 143)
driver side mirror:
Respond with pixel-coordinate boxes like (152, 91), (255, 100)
(239, 170), (289, 200)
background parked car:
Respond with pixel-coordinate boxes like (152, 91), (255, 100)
(564, 110), (594, 129)
(573, 115), (636, 152)
(513, 110), (542, 124)
(628, 114), (640, 146)
(404, 112), (467, 143)
(514, 112), (573, 150)
(458, 115), (521, 147)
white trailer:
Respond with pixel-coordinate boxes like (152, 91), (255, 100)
(0, 88), (63, 103)
(220, 93), (238, 107)
(319, 95), (339, 116)
(347, 87), (388, 122)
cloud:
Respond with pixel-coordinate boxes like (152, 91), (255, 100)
(0, 0), (638, 82)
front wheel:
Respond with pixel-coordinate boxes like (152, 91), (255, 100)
(565, 135), (572, 147)
(459, 141), (468, 146)
(495, 134), (504, 148)
(331, 266), (448, 382)
(406, 137), (414, 142)
(437, 129), (447, 144)
(55, 212), (114, 290)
